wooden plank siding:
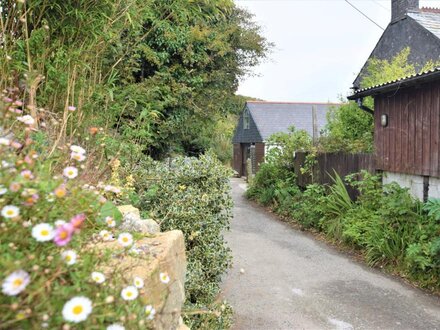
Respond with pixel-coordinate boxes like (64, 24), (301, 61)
(374, 80), (440, 178)
(293, 152), (375, 199)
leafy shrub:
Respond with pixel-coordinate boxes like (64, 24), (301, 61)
(423, 198), (440, 220)
(319, 172), (354, 240)
(363, 183), (422, 266)
(290, 184), (325, 229)
(136, 152), (234, 329)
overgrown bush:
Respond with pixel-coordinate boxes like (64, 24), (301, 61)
(136, 153), (234, 329)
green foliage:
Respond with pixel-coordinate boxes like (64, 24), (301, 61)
(319, 172), (354, 240)
(0, 0), (270, 162)
(360, 47), (415, 89)
(321, 101), (374, 153)
(246, 151), (298, 208)
(135, 152), (234, 329)
(290, 184), (325, 229)
(423, 198), (440, 220)
(266, 126), (312, 165)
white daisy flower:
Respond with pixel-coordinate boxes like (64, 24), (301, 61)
(1, 205), (19, 218)
(17, 115), (35, 125)
(91, 272), (105, 284)
(107, 324), (125, 330)
(133, 277), (144, 288)
(105, 216), (116, 228)
(1, 270), (30, 296)
(62, 296), (93, 323)
(99, 230), (113, 241)
(32, 223), (55, 242)
(144, 305), (156, 320)
(118, 233), (133, 247)
(159, 272), (170, 284)
(55, 219), (67, 227)
(0, 186), (7, 195)
(61, 250), (77, 265)
(70, 145), (86, 154)
(120, 286), (138, 301)
(0, 137), (10, 146)
(63, 166), (78, 179)
(71, 152), (86, 162)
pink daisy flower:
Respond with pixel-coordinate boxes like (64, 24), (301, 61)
(70, 213), (86, 232)
(54, 223), (74, 246)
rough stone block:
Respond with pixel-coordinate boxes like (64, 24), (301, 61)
(94, 230), (187, 330)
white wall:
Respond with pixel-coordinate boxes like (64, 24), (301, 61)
(383, 172), (425, 200)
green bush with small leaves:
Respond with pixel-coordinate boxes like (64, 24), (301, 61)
(135, 152), (234, 329)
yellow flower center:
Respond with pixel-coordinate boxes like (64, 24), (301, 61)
(145, 310), (151, 316)
(55, 189), (66, 198)
(72, 305), (83, 315)
(122, 237), (128, 243)
(68, 171), (74, 176)
(126, 291), (132, 297)
(65, 255), (72, 262)
(59, 231), (68, 239)
(41, 230), (49, 236)
(94, 276), (100, 282)
(13, 278), (23, 287)
(6, 210), (14, 216)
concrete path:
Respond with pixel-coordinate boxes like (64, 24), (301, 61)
(221, 178), (440, 330)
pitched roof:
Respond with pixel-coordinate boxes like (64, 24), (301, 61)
(348, 67), (440, 99)
(353, 7), (440, 88)
(246, 101), (337, 141)
(408, 10), (440, 38)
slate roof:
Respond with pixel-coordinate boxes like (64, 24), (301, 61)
(353, 7), (440, 88)
(349, 67), (440, 99)
(232, 102), (339, 144)
(408, 11), (440, 38)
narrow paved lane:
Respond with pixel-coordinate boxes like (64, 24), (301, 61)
(221, 178), (440, 330)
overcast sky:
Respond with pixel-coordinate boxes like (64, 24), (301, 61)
(235, 0), (440, 102)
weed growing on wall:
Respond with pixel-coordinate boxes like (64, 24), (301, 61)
(0, 95), (169, 329)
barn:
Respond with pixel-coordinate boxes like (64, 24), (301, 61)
(348, 68), (440, 200)
(232, 101), (337, 177)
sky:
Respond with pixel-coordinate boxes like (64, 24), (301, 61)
(235, 0), (440, 102)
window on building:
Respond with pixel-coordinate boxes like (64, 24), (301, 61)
(243, 109), (250, 129)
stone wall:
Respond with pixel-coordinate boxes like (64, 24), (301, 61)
(95, 206), (189, 329)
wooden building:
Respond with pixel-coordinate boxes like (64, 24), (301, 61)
(232, 101), (337, 177)
(349, 68), (440, 200)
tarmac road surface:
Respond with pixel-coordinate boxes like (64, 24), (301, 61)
(221, 178), (440, 330)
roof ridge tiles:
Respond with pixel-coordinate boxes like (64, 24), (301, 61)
(247, 101), (341, 105)
(420, 7), (440, 14)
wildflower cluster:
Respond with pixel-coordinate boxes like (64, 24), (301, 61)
(0, 95), (168, 328)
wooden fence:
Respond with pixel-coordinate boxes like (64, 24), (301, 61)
(293, 152), (376, 199)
